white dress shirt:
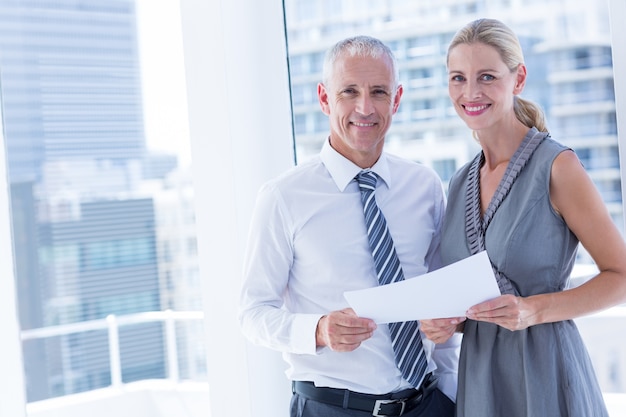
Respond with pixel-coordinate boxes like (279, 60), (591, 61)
(239, 139), (461, 399)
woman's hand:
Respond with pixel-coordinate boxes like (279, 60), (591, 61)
(466, 294), (538, 331)
(420, 317), (466, 344)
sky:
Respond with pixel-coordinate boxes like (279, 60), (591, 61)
(135, 0), (192, 168)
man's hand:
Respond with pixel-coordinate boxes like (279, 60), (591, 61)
(316, 308), (377, 351)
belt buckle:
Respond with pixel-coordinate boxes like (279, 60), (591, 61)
(373, 398), (406, 416)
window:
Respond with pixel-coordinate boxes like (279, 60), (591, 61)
(0, 0), (206, 405)
(432, 158), (457, 183)
(283, 0), (625, 397)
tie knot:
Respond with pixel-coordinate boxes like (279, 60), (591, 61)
(356, 171), (377, 191)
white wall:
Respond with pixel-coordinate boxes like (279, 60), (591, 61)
(179, 1), (295, 416)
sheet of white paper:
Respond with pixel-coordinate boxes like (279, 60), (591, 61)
(343, 251), (500, 323)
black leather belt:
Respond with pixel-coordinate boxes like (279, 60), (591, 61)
(292, 373), (438, 416)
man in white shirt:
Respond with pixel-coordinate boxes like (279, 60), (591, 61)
(239, 35), (460, 417)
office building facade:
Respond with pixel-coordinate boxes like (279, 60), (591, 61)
(285, 0), (622, 235)
(0, 0), (169, 401)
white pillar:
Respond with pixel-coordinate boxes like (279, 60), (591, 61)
(179, 1), (295, 416)
(609, 0), (626, 232)
(0, 102), (27, 416)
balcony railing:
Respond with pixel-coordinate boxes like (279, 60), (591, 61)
(21, 310), (207, 402)
(18, 308), (626, 417)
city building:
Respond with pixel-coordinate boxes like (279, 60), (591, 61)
(283, 0), (624, 392)
(285, 0), (622, 237)
(0, 0), (204, 402)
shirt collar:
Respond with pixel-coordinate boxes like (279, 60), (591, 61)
(320, 137), (392, 192)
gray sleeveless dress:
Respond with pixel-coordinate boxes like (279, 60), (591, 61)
(441, 128), (609, 417)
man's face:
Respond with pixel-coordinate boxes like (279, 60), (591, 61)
(318, 53), (402, 168)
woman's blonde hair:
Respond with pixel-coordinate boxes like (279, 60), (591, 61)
(447, 18), (547, 132)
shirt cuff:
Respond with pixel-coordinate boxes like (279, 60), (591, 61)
(290, 313), (325, 355)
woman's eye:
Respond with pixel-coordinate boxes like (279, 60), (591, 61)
(481, 74), (495, 81)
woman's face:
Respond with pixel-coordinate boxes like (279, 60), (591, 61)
(447, 42), (526, 133)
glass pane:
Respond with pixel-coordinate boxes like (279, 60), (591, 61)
(0, 0), (207, 406)
(284, 0), (624, 397)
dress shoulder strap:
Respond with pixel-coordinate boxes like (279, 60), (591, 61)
(465, 128), (549, 295)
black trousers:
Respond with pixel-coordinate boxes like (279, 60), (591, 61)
(290, 387), (455, 417)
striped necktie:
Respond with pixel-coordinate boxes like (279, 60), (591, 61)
(356, 170), (428, 388)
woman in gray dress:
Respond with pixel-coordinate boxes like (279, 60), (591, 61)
(421, 18), (626, 416)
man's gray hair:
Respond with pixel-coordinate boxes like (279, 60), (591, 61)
(322, 35), (399, 88)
